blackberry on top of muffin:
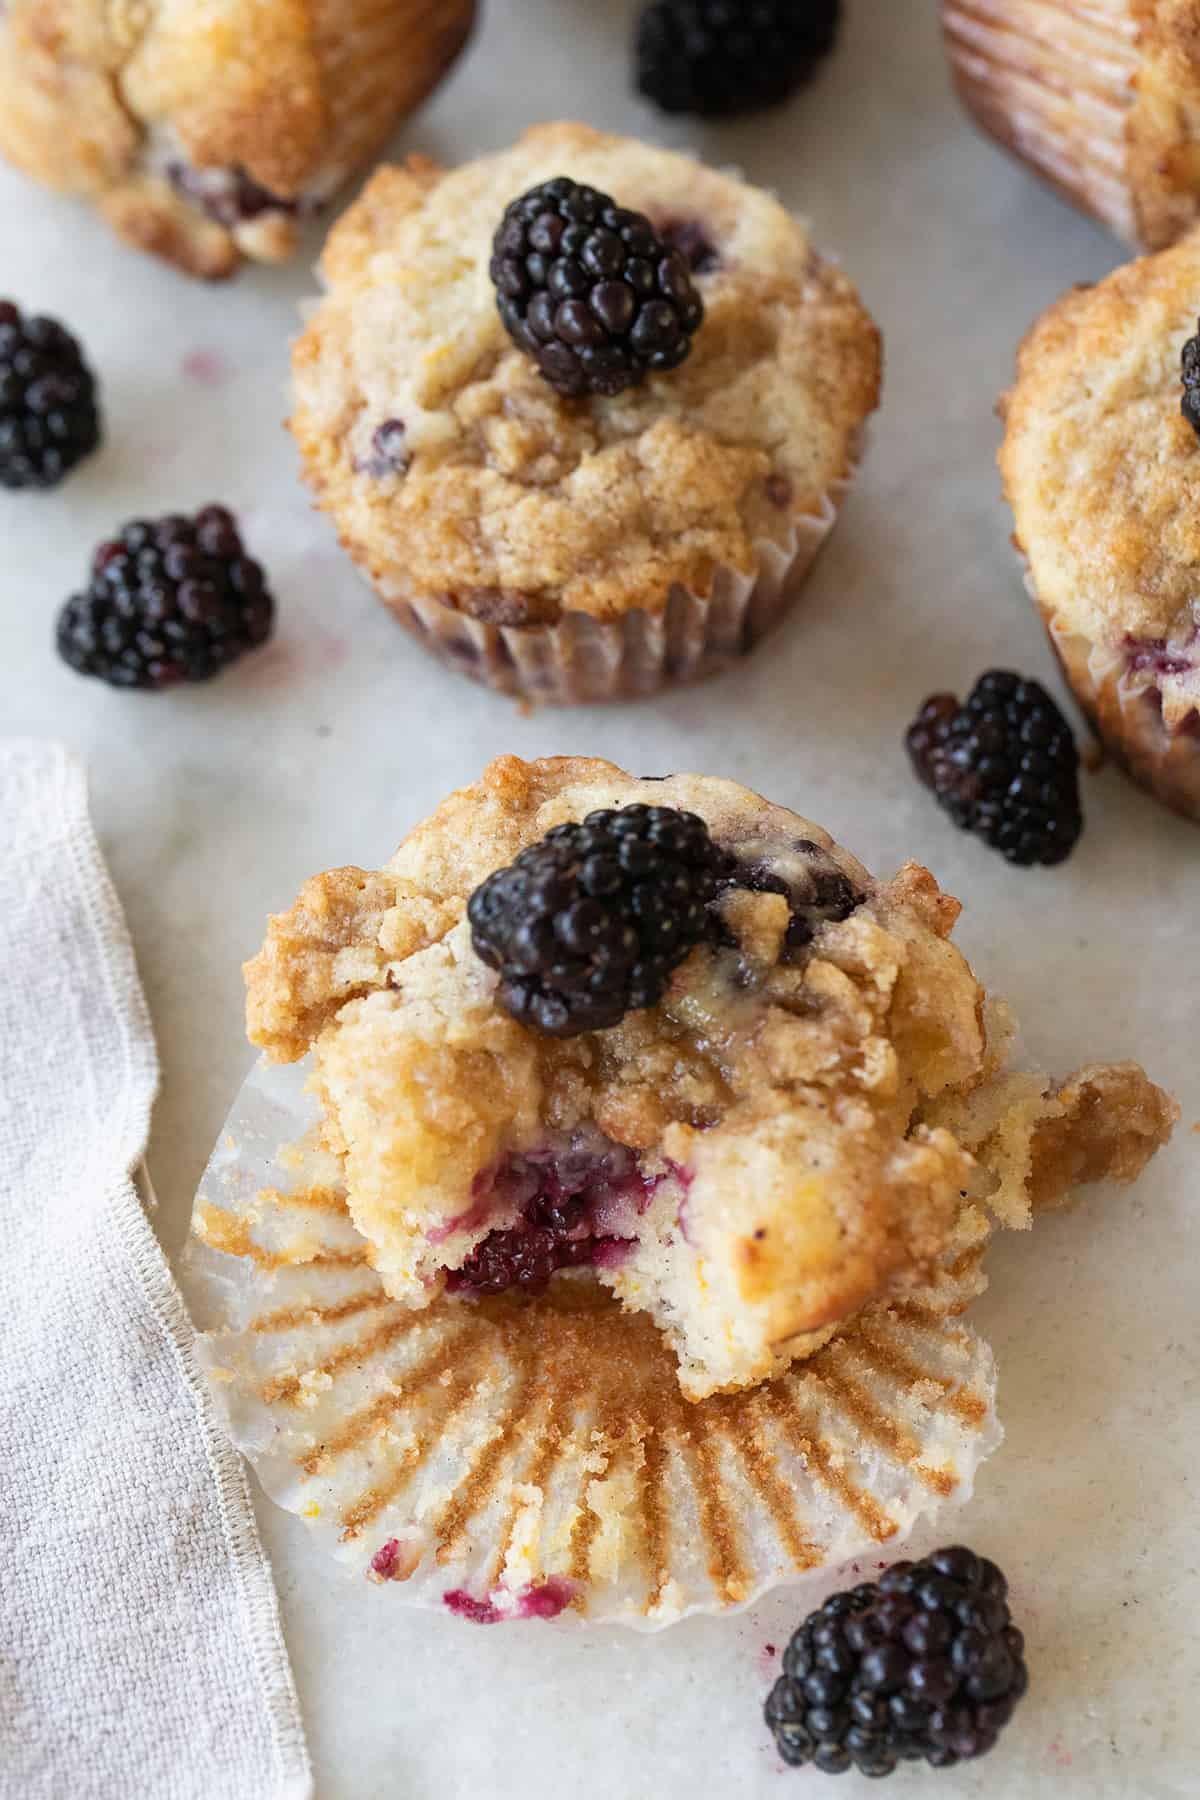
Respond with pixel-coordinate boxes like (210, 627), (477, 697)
(245, 756), (1176, 1402)
(290, 122), (881, 703)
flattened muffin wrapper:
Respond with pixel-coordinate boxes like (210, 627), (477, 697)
(1035, 583), (1200, 823)
(374, 448), (861, 705)
(181, 1055), (1002, 1630)
(942, 0), (1145, 246)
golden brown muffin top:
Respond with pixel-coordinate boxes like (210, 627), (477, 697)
(290, 123), (881, 626)
(1001, 223), (1200, 688)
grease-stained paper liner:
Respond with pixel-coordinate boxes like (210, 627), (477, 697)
(943, 0), (1147, 247)
(371, 454), (860, 704)
(1035, 586), (1200, 823)
(180, 1056), (1001, 1630)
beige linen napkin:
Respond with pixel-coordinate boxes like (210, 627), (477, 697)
(0, 740), (311, 1800)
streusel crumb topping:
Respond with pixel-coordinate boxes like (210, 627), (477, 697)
(245, 757), (1175, 1398)
(290, 122), (880, 624)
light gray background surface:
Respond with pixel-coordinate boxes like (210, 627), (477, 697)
(1, 1), (1196, 1794)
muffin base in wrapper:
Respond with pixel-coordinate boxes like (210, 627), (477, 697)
(943, 0), (1148, 246)
(1036, 588), (1200, 823)
(373, 460), (859, 705)
(180, 1057), (1002, 1630)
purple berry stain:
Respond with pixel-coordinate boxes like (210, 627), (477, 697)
(1123, 635), (1194, 678)
(444, 1577), (577, 1624)
(181, 348), (230, 388)
(437, 1133), (665, 1298)
(658, 219), (721, 274)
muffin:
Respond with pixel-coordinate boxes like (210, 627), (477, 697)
(0, 0), (476, 278)
(289, 122), (881, 702)
(244, 755), (1176, 1401)
(1000, 227), (1200, 820)
(944, 0), (1200, 250)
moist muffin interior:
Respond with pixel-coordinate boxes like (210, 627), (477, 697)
(290, 121), (881, 626)
(245, 756), (1176, 1400)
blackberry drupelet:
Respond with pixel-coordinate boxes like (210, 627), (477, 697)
(635, 0), (841, 118)
(0, 301), (100, 490)
(906, 671), (1083, 867)
(56, 507), (274, 690)
(468, 804), (731, 1036)
(1181, 319), (1200, 437)
(765, 1546), (1028, 1778)
(489, 178), (704, 398)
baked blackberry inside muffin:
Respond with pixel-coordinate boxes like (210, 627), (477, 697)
(290, 122), (880, 702)
(1000, 225), (1200, 820)
(244, 757), (1175, 1400)
(0, 0), (475, 277)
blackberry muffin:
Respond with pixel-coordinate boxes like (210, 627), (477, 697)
(944, 0), (1200, 250)
(1000, 227), (1200, 820)
(290, 122), (881, 702)
(244, 756), (1175, 1400)
(0, 0), (475, 279)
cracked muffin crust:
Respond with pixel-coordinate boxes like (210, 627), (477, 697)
(945, 0), (1200, 251)
(1000, 226), (1200, 819)
(244, 756), (1176, 1401)
(0, 0), (475, 278)
(290, 123), (881, 700)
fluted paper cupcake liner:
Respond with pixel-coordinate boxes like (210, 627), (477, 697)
(180, 1055), (1002, 1630)
(374, 450), (861, 705)
(1035, 586), (1200, 822)
(943, 0), (1148, 246)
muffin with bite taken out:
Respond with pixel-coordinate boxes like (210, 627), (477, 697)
(245, 756), (1176, 1401)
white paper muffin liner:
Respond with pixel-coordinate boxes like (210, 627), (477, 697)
(1034, 584), (1200, 823)
(180, 1056), (1002, 1630)
(373, 453), (861, 704)
(943, 0), (1147, 246)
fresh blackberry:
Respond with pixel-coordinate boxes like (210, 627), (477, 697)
(765, 1547), (1028, 1778)
(0, 301), (100, 489)
(468, 805), (731, 1037)
(56, 507), (274, 690)
(635, 0), (840, 117)
(489, 178), (704, 398)
(906, 671), (1083, 867)
(1181, 320), (1200, 436)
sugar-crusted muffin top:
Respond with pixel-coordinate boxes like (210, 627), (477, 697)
(0, 0), (473, 277)
(290, 122), (881, 625)
(1000, 225), (1200, 724)
(245, 756), (1176, 1399)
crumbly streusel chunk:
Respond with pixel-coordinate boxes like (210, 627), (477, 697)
(245, 757), (1176, 1399)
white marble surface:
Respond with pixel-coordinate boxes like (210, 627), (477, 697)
(2, 1), (1197, 1795)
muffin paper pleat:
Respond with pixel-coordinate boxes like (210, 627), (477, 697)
(943, 0), (1144, 245)
(373, 446), (862, 705)
(1034, 583), (1200, 822)
(180, 1055), (1002, 1630)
